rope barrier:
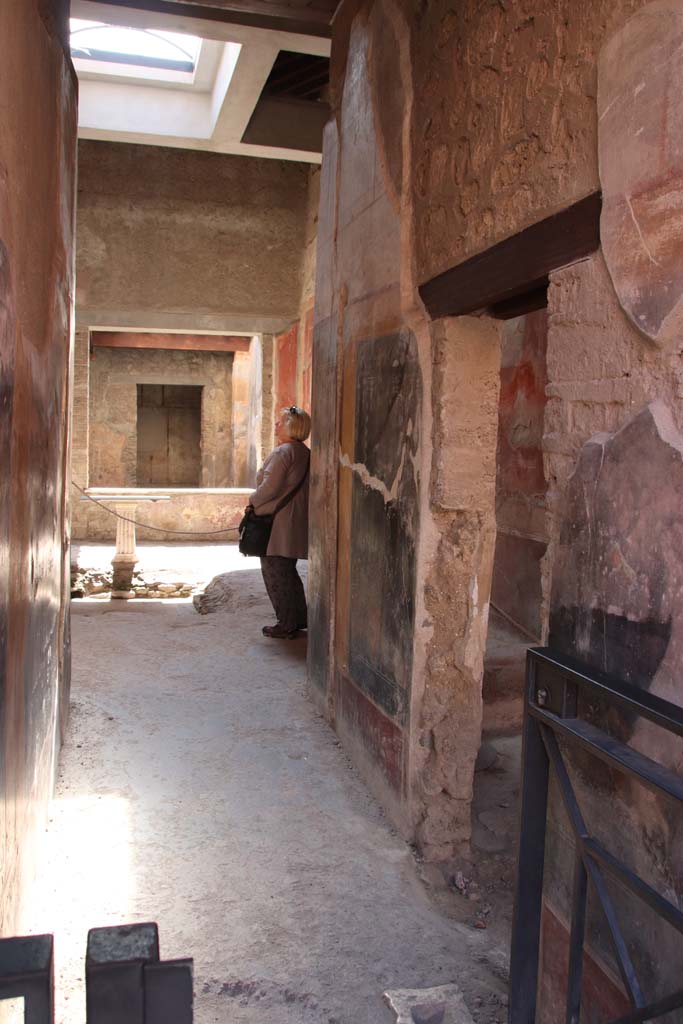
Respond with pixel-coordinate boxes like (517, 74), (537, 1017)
(72, 481), (242, 537)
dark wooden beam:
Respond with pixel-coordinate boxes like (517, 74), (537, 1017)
(91, 332), (251, 353)
(489, 283), (549, 320)
(418, 192), (602, 321)
(91, 0), (332, 39)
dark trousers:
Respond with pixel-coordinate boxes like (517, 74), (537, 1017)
(260, 556), (307, 632)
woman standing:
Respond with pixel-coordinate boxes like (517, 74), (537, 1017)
(248, 406), (311, 638)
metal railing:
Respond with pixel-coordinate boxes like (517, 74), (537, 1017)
(509, 647), (683, 1024)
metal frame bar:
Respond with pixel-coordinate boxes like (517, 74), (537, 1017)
(540, 726), (645, 1008)
(531, 710), (683, 803)
(509, 647), (683, 1024)
(509, 655), (550, 1023)
(0, 923), (192, 1023)
(86, 923), (193, 1023)
(565, 852), (587, 1024)
(0, 934), (54, 1024)
(611, 988), (683, 1024)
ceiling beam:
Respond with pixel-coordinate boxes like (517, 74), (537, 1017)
(90, 0), (332, 39)
(242, 95), (328, 151)
(210, 37), (280, 147)
(91, 331), (252, 352)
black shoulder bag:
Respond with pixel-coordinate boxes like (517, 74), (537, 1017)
(238, 453), (310, 557)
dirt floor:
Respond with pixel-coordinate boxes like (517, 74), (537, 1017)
(26, 543), (518, 1024)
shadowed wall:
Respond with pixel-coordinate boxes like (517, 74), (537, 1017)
(0, 0), (77, 932)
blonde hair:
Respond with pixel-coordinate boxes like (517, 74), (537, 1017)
(282, 406), (311, 442)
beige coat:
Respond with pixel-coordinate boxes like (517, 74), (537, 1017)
(249, 441), (310, 559)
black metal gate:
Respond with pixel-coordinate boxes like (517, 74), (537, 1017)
(0, 923), (192, 1023)
(509, 647), (683, 1024)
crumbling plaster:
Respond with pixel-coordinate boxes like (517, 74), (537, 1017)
(542, 249), (683, 631)
(312, 0), (683, 865)
(309, 0), (504, 855)
(408, 0), (651, 284)
(407, 0), (683, 861)
(411, 317), (501, 860)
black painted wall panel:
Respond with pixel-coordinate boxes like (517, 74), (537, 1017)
(348, 330), (421, 724)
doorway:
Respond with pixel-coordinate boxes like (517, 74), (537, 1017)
(473, 306), (549, 869)
(136, 383), (202, 486)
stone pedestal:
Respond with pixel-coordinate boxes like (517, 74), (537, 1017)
(78, 490), (171, 598)
(111, 501), (139, 599)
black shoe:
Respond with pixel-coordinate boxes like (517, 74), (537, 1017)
(262, 624), (298, 639)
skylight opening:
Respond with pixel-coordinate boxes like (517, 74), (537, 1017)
(70, 19), (201, 75)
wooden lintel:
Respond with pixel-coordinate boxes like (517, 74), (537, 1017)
(489, 282), (549, 320)
(91, 332), (252, 353)
(92, 0), (333, 39)
(418, 192), (602, 321)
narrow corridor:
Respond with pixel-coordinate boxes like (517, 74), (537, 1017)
(26, 547), (508, 1024)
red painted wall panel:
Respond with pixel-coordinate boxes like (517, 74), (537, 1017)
(491, 308), (549, 637)
(336, 674), (404, 796)
(496, 309), (548, 499)
(538, 902), (630, 1023)
(275, 323), (299, 416)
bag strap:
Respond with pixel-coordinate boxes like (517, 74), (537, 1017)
(272, 445), (310, 515)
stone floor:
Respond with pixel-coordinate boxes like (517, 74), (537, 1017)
(25, 544), (512, 1024)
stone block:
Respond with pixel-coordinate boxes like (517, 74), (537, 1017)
(431, 316), (500, 512)
(545, 379), (630, 404)
(432, 448), (496, 513)
(546, 323), (634, 386)
(384, 985), (474, 1024)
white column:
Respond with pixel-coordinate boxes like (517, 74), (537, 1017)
(111, 501), (138, 598)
